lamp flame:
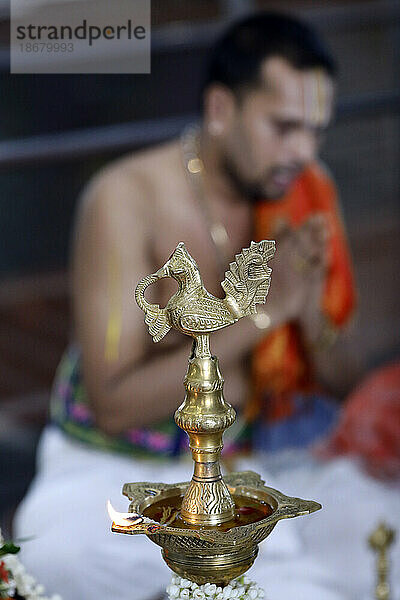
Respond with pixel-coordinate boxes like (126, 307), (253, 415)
(107, 500), (143, 527)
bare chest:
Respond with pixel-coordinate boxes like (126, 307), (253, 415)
(151, 191), (253, 303)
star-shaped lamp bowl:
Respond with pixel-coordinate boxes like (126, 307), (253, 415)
(111, 470), (321, 586)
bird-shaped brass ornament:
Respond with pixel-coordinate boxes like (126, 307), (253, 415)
(135, 240), (275, 358)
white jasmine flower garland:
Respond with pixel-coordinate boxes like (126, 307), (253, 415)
(0, 530), (62, 600)
(166, 575), (265, 600)
(2, 554), (62, 600)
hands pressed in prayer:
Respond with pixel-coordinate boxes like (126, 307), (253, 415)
(266, 214), (329, 327)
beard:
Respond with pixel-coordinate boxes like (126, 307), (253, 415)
(222, 154), (303, 203)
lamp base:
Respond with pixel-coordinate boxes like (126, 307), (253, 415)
(162, 545), (258, 587)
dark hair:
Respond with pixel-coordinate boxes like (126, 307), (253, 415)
(202, 12), (337, 100)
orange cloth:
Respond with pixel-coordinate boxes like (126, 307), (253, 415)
(247, 162), (356, 423)
(316, 362), (400, 480)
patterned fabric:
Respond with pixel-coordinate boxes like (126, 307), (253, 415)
(247, 162), (356, 429)
(51, 345), (187, 458)
(51, 161), (355, 456)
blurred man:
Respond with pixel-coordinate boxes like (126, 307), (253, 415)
(15, 13), (361, 600)
(53, 13), (354, 450)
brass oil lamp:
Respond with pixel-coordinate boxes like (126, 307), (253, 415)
(110, 240), (321, 586)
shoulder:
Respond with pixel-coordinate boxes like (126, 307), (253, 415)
(77, 140), (180, 230)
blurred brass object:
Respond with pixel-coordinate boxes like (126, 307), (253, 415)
(111, 241), (322, 584)
(112, 471), (321, 586)
(369, 522), (396, 600)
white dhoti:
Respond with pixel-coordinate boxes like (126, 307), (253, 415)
(14, 426), (400, 600)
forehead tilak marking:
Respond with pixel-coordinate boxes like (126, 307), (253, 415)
(303, 68), (329, 127)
